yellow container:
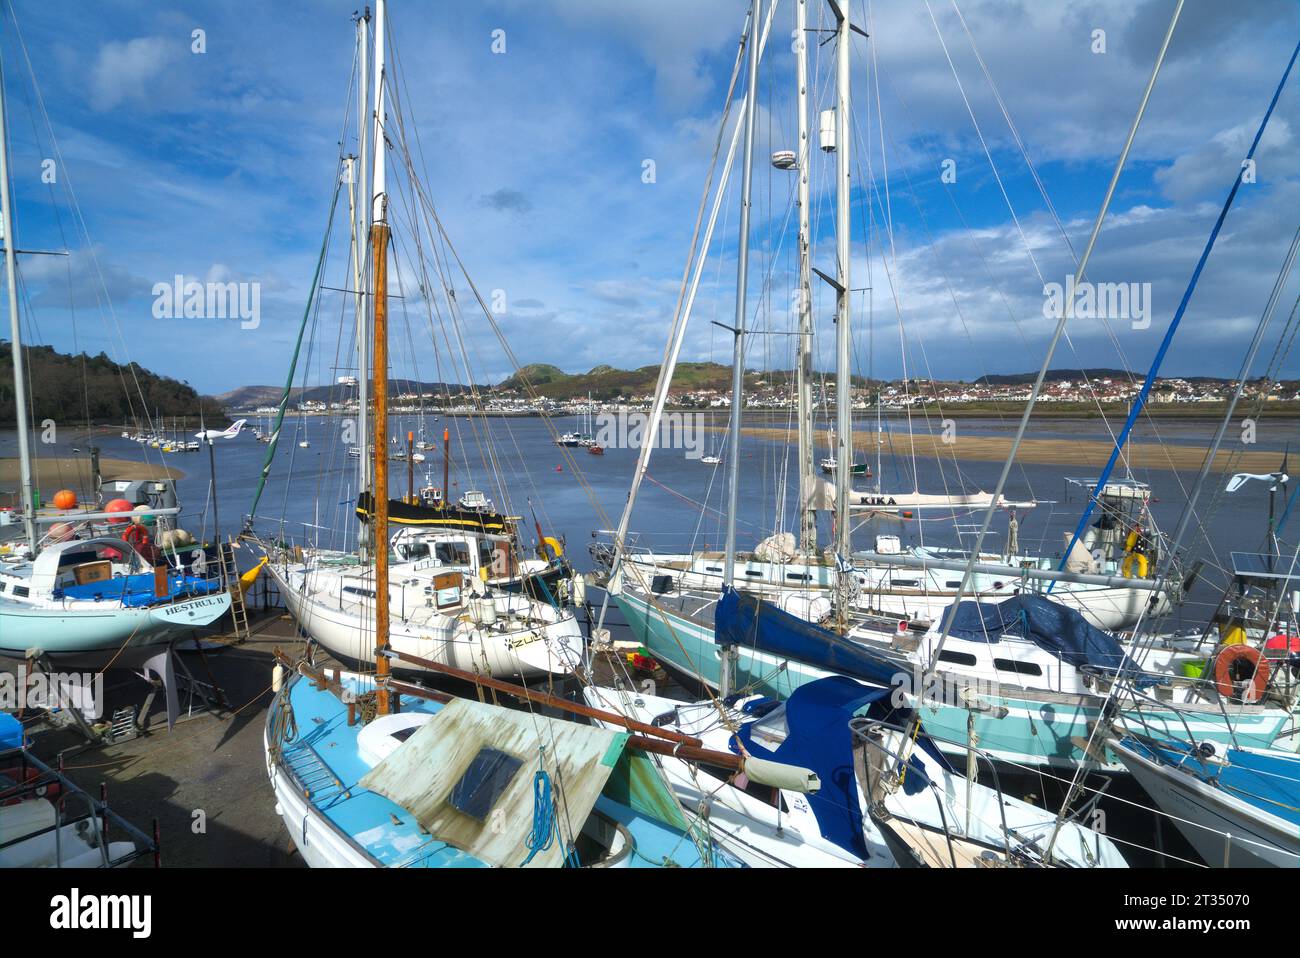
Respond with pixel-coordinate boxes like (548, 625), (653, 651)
(1221, 624), (1247, 646)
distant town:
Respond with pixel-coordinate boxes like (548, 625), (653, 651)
(231, 368), (1300, 420)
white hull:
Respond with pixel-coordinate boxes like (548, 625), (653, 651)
(1112, 741), (1300, 868)
(268, 561), (581, 680)
(264, 725), (376, 868)
(616, 550), (1168, 632)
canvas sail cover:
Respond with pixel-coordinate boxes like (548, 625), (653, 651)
(714, 587), (901, 690)
(942, 594), (1139, 677)
(359, 697), (627, 868)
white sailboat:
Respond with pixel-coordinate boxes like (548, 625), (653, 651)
(257, 3), (581, 682)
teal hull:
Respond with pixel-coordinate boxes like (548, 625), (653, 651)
(613, 590), (1293, 771)
(0, 592), (231, 669)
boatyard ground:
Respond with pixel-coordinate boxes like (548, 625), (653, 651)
(16, 608), (302, 867)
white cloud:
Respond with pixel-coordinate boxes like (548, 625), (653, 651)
(89, 37), (179, 111)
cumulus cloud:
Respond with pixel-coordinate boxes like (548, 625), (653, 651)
(89, 37), (179, 112)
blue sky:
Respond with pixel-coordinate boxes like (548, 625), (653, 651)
(4, 0), (1298, 395)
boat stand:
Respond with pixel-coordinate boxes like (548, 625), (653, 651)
(134, 638), (229, 734)
(22, 639), (230, 758)
(22, 648), (106, 754)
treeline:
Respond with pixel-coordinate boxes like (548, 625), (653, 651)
(0, 342), (223, 424)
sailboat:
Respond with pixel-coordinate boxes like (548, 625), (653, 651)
(591, 0), (1277, 778)
(592, 0), (1172, 637)
(0, 51), (230, 670)
(262, 4), (774, 869)
(251, 3), (580, 682)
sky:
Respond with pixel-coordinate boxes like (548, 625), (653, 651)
(3, 0), (1298, 395)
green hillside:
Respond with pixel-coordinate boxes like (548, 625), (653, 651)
(0, 342), (223, 424)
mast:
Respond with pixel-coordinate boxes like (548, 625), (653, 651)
(355, 6), (372, 555)
(721, 0), (762, 699)
(370, 0), (392, 717)
(794, 0), (816, 552)
(831, 1), (853, 563)
(0, 61), (37, 555)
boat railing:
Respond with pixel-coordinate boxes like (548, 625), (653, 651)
(848, 716), (1016, 867)
(0, 746), (158, 867)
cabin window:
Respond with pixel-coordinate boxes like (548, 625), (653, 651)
(0, 581), (6, 592)
(705, 566), (723, 573)
(403, 542), (431, 561)
(342, 585), (376, 599)
(785, 573), (812, 582)
(945, 580), (962, 589)
(744, 570), (763, 578)
(891, 578), (919, 588)
(435, 542), (471, 566)
(448, 747), (524, 822)
(937, 650), (977, 667)
(994, 659), (1043, 677)
(12, 585), (29, 598)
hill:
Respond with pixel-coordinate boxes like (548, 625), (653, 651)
(0, 341), (223, 424)
(217, 379), (477, 411)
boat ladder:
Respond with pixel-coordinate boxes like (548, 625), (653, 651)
(220, 539), (251, 644)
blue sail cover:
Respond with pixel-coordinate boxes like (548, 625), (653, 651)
(737, 676), (890, 860)
(714, 587), (903, 689)
(943, 594), (1137, 675)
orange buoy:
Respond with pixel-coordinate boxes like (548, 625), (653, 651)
(1212, 644), (1271, 703)
(52, 489), (78, 510)
(1265, 634), (1300, 654)
(105, 498), (134, 523)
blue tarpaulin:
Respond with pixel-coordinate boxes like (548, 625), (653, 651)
(58, 574), (222, 607)
(714, 587), (902, 689)
(943, 594), (1137, 675)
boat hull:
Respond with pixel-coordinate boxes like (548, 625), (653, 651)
(0, 592), (232, 670)
(1112, 740), (1300, 867)
(613, 588), (1289, 771)
(269, 563), (582, 680)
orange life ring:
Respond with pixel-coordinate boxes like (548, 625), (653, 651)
(1212, 643), (1271, 704)
(122, 523), (149, 551)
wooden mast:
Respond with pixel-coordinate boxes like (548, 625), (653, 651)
(371, 0), (391, 716)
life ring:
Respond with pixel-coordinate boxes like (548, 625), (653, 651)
(542, 536), (564, 560)
(1120, 551), (1149, 578)
(122, 523), (150, 551)
(1212, 644), (1271, 704)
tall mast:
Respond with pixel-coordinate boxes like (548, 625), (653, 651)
(831, 1), (853, 562)
(721, 0), (762, 699)
(356, 7), (372, 552)
(0, 60), (37, 555)
(370, 0), (392, 716)
(794, 0), (816, 552)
